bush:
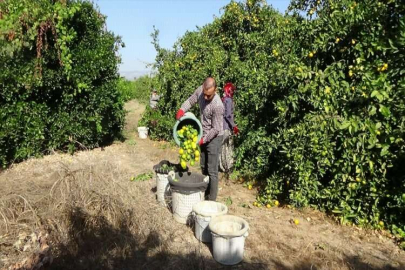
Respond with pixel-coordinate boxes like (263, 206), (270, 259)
(143, 0), (405, 245)
(139, 107), (175, 141)
(0, 0), (125, 166)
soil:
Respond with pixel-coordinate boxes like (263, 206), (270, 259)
(1, 99), (404, 270)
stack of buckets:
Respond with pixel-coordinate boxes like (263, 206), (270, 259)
(152, 112), (250, 265)
(192, 201), (249, 265)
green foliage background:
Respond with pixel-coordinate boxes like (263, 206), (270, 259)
(142, 0), (405, 245)
(0, 0), (125, 166)
(117, 75), (156, 103)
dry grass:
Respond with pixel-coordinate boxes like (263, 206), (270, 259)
(2, 152), (404, 270)
(0, 154), (216, 270)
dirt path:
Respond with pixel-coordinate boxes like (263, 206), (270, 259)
(1, 100), (404, 270)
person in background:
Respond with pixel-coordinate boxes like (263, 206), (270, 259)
(219, 82), (239, 176)
(176, 77), (224, 201)
(149, 89), (160, 109)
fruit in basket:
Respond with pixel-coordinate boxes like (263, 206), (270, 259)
(178, 125), (201, 169)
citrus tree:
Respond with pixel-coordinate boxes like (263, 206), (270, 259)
(0, 0), (125, 166)
(117, 75), (156, 103)
(146, 0), (404, 246)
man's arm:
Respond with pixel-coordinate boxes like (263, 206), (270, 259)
(202, 105), (223, 144)
(180, 85), (202, 112)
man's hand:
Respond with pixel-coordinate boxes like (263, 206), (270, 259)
(233, 126), (239, 135)
(199, 138), (204, 146)
(176, 109), (185, 120)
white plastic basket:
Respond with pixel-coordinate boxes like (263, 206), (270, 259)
(209, 215), (249, 265)
(192, 201), (228, 242)
(137, 127), (148, 139)
(156, 173), (171, 206)
(171, 190), (205, 224)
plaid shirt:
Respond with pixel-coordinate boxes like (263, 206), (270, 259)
(181, 85), (224, 143)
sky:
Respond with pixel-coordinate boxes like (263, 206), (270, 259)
(94, 0), (290, 79)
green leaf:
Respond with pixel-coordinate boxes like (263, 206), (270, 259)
(370, 90), (379, 97)
(379, 105), (391, 117)
(369, 106), (377, 115)
(340, 121), (351, 130)
(381, 145), (390, 157)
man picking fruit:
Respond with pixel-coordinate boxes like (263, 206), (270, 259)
(176, 77), (224, 201)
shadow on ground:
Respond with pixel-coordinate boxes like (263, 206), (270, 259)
(49, 206), (264, 270)
(49, 206), (404, 270)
